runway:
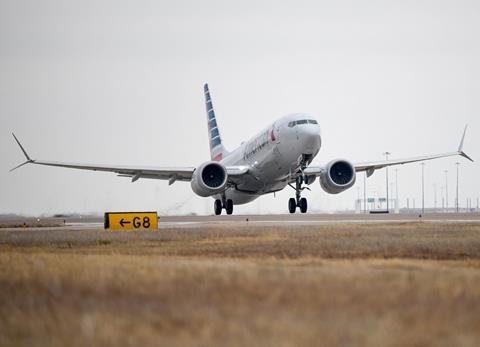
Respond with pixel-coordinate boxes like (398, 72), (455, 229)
(160, 213), (480, 228)
(2, 212), (479, 230)
(57, 212), (480, 229)
(160, 212), (480, 222)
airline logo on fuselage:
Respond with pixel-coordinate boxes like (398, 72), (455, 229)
(271, 128), (276, 142)
(243, 127), (275, 160)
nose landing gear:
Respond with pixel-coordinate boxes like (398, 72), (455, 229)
(214, 197), (233, 215)
(288, 176), (309, 214)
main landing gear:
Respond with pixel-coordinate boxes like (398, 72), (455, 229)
(214, 198), (233, 215)
(288, 176), (308, 214)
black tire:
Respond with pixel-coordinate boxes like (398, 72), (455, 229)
(226, 199), (233, 215)
(288, 198), (296, 214)
(300, 197), (308, 213)
(214, 200), (222, 215)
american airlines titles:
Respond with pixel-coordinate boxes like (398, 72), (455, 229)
(243, 129), (272, 160)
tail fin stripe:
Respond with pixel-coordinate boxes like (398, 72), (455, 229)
(203, 83), (228, 161)
(211, 128), (219, 138)
(212, 137), (221, 147)
(209, 119), (217, 129)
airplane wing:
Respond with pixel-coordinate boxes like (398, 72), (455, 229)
(354, 125), (473, 177)
(10, 134), (248, 185)
(304, 125), (473, 178)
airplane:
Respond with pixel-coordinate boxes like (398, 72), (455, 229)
(11, 83), (473, 215)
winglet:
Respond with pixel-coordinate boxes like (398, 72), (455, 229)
(10, 133), (34, 172)
(458, 125), (468, 152)
(12, 133), (31, 161)
(457, 125), (474, 162)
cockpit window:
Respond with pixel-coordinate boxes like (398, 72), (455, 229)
(288, 119), (318, 127)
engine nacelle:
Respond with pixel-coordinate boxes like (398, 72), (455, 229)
(319, 159), (356, 194)
(191, 161), (228, 197)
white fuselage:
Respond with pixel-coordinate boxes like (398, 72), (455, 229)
(218, 113), (322, 204)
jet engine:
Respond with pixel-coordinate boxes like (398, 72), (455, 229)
(319, 159), (356, 194)
(191, 161), (228, 197)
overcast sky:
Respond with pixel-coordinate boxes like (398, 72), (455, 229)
(1, 0), (479, 215)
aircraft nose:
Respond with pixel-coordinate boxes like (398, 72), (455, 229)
(300, 125), (321, 153)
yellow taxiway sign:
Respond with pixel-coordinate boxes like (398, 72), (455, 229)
(104, 212), (158, 231)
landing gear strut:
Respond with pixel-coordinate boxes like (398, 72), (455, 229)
(288, 176), (308, 214)
(214, 197), (234, 215)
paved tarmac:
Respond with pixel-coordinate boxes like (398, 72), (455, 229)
(59, 212), (480, 229)
(2, 213), (479, 230)
(173, 213), (480, 227)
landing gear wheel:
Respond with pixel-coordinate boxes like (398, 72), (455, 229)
(299, 197), (308, 213)
(288, 174), (310, 214)
(214, 200), (222, 215)
(226, 199), (233, 215)
(288, 198), (296, 214)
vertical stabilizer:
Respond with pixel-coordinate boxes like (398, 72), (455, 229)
(204, 83), (228, 161)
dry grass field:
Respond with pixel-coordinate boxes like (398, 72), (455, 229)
(1, 222), (480, 347)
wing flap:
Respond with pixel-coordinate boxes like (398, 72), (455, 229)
(305, 126), (473, 178)
(24, 159), (195, 182)
(354, 151), (465, 173)
(10, 133), (196, 181)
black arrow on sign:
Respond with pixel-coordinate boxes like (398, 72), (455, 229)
(119, 218), (131, 227)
